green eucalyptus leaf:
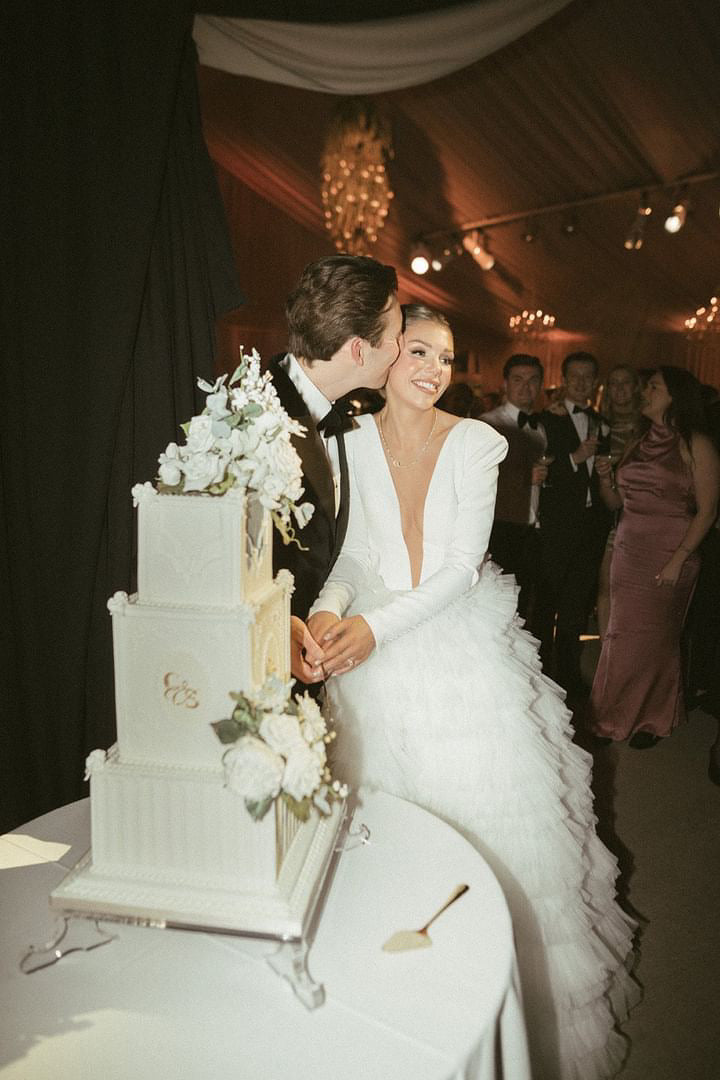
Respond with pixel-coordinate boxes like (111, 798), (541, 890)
(207, 474), (236, 496)
(245, 796), (274, 821)
(211, 717), (243, 745)
(243, 403), (264, 419)
(282, 792), (311, 822)
(180, 420), (190, 436)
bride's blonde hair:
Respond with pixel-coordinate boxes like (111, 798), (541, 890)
(402, 302), (451, 332)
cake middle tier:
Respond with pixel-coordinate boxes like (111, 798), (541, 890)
(109, 572), (292, 769)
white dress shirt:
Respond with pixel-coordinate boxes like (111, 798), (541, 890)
(566, 397), (597, 506)
(481, 400), (546, 525)
(281, 353), (341, 514)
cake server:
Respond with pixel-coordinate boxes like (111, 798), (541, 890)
(382, 883), (469, 952)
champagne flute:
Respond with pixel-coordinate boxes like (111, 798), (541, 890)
(537, 451), (555, 489)
(595, 449), (615, 488)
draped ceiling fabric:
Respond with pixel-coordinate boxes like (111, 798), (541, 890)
(197, 0), (720, 388)
(194, 0), (571, 94)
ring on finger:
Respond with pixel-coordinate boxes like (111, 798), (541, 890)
(347, 656), (355, 667)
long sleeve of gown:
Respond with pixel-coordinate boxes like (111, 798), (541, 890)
(310, 421), (507, 647)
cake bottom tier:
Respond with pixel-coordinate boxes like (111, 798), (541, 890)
(51, 751), (345, 938)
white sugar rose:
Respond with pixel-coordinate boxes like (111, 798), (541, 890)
(186, 415), (216, 454)
(158, 443), (183, 486)
(282, 743), (324, 802)
(224, 736), (283, 803)
(259, 713), (305, 757)
(296, 693), (327, 743)
(247, 675), (292, 714)
(180, 450), (227, 493)
(84, 749), (107, 780)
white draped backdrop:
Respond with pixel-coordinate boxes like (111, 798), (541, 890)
(194, 0), (571, 94)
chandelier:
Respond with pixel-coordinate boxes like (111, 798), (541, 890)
(320, 99), (394, 255)
(509, 309), (556, 337)
(684, 292), (720, 338)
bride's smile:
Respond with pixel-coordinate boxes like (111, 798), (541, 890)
(387, 318), (454, 408)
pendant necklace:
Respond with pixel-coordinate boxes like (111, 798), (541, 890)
(379, 409), (437, 468)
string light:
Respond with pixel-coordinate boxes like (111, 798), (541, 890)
(685, 292), (720, 338)
(509, 309), (556, 336)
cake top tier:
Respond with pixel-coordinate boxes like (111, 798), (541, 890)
(136, 348), (313, 548)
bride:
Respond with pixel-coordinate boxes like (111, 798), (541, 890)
(307, 304), (638, 1080)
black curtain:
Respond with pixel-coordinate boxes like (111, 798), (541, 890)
(1, 5), (243, 830)
(0, 0), (465, 831)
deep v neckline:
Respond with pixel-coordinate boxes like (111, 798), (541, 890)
(370, 416), (466, 588)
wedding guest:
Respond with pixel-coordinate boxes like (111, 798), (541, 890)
(596, 365), (643, 638)
(683, 383), (720, 783)
(535, 352), (612, 700)
(590, 367), (720, 748)
(269, 255), (402, 683)
(482, 354), (547, 620)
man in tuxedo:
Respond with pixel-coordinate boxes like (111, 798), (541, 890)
(269, 255), (402, 683)
(536, 352), (612, 699)
(482, 354), (548, 621)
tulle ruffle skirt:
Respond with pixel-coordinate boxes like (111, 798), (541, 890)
(327, 562), (640, 1080)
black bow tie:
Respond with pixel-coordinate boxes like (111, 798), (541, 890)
(573, 405), (594, 416)
(517, 411), (539, 430)
(316, 406), (354, 438)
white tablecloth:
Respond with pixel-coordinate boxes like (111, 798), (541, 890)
(0, 792), (531, 1080)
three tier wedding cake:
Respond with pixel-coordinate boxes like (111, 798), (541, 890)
(51, 352), (346, 939)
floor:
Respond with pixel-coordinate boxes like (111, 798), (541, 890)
(575, 643), (720, 1080)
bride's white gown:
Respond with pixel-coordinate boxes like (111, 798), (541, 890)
(310, 414), (639, 1080)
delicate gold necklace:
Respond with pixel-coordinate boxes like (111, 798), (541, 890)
(378, 409), (438, 468)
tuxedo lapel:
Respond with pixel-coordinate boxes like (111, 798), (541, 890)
(268, 356), (336, 532)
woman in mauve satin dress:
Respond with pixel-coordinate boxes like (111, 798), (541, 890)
(590, 366), (720, 748)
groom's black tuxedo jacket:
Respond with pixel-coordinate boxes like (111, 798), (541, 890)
(538, 408), (612, 552)
(269, 355), (350, 620)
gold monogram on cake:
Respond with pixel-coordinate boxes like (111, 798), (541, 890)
(162, 671), (199, 709)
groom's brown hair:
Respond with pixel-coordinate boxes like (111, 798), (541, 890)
(286, 255), (398, 362)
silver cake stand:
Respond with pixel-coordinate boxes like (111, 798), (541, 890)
(20, 801), (369, 1010)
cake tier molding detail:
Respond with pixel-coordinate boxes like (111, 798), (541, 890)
(51, 799), (345, 939)
(110, 576), (291, 770)
(136, 489), (273, 609)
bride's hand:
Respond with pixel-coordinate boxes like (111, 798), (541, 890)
(290, 615), (325, 683)
(320, 616), (376, 675)
(307, 611), (340, 678)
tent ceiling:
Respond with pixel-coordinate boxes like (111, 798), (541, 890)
(199, 0), (720, 380)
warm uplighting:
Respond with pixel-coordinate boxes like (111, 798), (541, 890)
(685, 293), (720, 338)
(320, 99), (394, 255)
(509, 309), (556, 335)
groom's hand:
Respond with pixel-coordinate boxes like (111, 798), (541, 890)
(319, 616), (376, 675)
(290, 616), (325, 683)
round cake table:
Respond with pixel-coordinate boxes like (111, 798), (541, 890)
(0, 792), (531, 1080)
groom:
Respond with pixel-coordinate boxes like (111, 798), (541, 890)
(269, 255), (402, 683)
